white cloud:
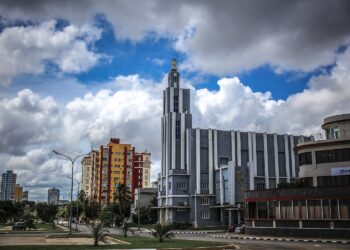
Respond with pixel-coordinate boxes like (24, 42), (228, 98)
(193, 48), (350, 136)
(1, 48), (350, 200)
(0, 89), (60, 154)
(1, 1), (350, 75)
(0, 20), (102, 85)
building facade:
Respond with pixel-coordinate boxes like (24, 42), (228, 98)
(157, 59), (305, 226)
(48, 187), (60, 205)
(22, 190), (28, 201)
(1, 170), (17, 201)
(81, 150), (99, 201)
(97, 138), (135, 206)
(133, 151), (152, 194)
(14, 184), (23, 202)
(82, 138), (152, 206)
(244, 114), (350, 238)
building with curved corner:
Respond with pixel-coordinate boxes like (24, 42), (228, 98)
(297, 113), (350, 187)
(244, 114), (350, 238)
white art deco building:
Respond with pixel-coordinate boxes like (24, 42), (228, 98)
(157, 59), (307, 226)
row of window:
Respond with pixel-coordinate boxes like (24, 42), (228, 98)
(247, 199), (350, 220)
(316, 148), (350, 164)
(201, 197), (209, 205)
(299, 148), (350, 165)
(201, 211), (210, 219)
(318, 175), (350, 187)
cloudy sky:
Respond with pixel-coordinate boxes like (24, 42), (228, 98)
(1, 0), (350, 201)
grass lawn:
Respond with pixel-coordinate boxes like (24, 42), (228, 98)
(0, 235), (228, 249)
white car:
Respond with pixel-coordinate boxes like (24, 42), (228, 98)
(234, 224), (245, 234)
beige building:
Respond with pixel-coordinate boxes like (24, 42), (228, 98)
(296, 113), (350, 187)
(81, 150), (99, 201)
(142, 151), (151, 188)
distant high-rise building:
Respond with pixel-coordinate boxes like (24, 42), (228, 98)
(14, 184), (23, 202)
(48, 187), (60, 205)
(1, 170), (17, 201)
(22, 190), (29, 201)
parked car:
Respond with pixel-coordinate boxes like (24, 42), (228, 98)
(12, 222), (27, 230)
(227, 224), (236, 232)
(234, 224), (245, 234)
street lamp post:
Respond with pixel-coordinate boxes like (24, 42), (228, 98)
(66, 176), (80, 231)
(53, 150), (86, 233)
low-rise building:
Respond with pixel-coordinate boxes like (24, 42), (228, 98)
(244, 114), (350, 239)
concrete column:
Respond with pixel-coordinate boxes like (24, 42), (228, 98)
(186, 129), (190, 173)
(170, 87), (174, 112)
(263, 133), (269, 189)
(237, 131), (241, 166)
(274, 134), (280, 186)
(208, 129), (214, 194)
(284, 134), (290, 182)
(165, 115), (169, 205)
(231, 130), (236, 204)
(220, 167), (224, 205)
(248, 132), (254, 190)
(290, 135), (296, 177)
(214, 129), (218, 170)
(172, 113), (176, 170)
(196, 128), (201, 194)
(252, 132), (257, 176)
(180, 113), (185, 169)
(162, 117), (165, 177)
(179, 88), (183, 113)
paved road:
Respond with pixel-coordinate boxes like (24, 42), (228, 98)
(175, 234), (350, 250)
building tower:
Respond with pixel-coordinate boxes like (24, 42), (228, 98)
(0, 170), (17, 201)
(159, 58), (192, 223)
(48, 187), (60, 205)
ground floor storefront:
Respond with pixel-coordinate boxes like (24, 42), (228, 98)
(243, 186), (350, 238)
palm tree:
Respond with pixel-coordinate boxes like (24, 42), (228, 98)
(151, 223), (174, 242)
(89, 221), (109, 246)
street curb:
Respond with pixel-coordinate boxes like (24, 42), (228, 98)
(208, 234), (350, 244)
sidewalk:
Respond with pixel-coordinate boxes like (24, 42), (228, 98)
(208, 232), (350, 245)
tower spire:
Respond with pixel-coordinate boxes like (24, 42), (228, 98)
(172, 58), (177, 71)
(168, 58), (180, 88)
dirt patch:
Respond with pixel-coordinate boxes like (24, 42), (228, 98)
(0, 236), (127, 246)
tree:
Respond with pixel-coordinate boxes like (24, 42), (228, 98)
(0, 201), (24, 223)
(35, 203), (58, 223)
(89, 221), (109, 246)
(84, 201), (100, 221)
(113, 183), (131, 218)
(99, 207), (114, 227)
(151, 223), (174, 242)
